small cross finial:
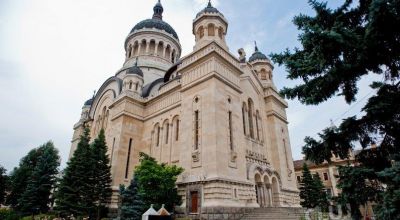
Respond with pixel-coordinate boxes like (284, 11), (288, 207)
(135, 57), (138, 66)
(92, 90), (96, 98)
(208, 0), (212, 7)
(254, 41), (259, 51)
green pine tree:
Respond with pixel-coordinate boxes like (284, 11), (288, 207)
(90, 129), (112, 220)
(271, 0), (400, 217)
(134, 152), (183, 211)
(0, 165), (8, 205)
(312, 173), (329, 212)
(299, 163), (317, 208)
(119, 175), (146, 220)
(373, 161), (400, 219)
(56, 126), (93, 217)
(19, 142), (60, 215)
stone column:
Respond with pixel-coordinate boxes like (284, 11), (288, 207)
(146, 42), (150, 54)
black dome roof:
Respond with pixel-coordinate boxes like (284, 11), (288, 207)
(249, 44), (269, 62)
(196, 1), (223, 18)
(84, 98), (94, 106)
(127, 58), (144, 77)
(130, 19), (179, 40)
(129, 1), (178, 40)
(127, 66), (143, 77)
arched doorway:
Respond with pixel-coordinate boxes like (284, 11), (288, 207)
(271, 177), (280, 207)
(254, 174), (263, 207)
(263, 175), (272, 207)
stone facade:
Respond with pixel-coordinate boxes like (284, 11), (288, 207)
(70, 1), (300, 217)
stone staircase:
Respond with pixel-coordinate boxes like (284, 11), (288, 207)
(240, 207), (305, 220)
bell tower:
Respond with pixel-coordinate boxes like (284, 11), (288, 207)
(193, 0), (228, 51)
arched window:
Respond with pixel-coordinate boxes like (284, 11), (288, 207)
(242, 103), (248, 135)
(149, 40), (156, 55)
(128, 45), (132, 58)
(133, 42), (139, 56)
(140, 39), (147, 54)
(171, 50), (176, 63)
(154, 123), (160, 147)
(248, 99), (255, 139)
(157, 41), (164, 57)
(165, 45), (171, 61)
(101, 106), (107, 129)
(255, 110), (260, 140)
(198, 26), (204, 39)
(173, 116), (180, 141)
(260, 69), (267, 80)
(135, 83), (138, 91)
(218, 27), (223, 39)
(129, 81), (133, 90)
(208, 23), (215, 36)
(163, 120), (169, 144)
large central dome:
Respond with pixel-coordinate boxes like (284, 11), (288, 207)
(131, 19), (179, 40)
(129, 0), (179, 40)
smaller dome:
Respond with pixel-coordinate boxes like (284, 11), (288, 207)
(249, 43), (269, 62)
(84, 98), (94, 106)
(196, 1), (223, 18)
(127, 59), (144, 77)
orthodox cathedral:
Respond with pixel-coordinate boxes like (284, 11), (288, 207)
(70, 0), (300, 218)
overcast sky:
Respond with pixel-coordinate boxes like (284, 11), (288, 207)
(0, 0), (379, 172)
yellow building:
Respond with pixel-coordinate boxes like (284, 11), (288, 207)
(294, 151), (375, 219)
(70, 1), (300, 218)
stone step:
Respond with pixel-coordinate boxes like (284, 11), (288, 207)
(241, 207), (305, 220)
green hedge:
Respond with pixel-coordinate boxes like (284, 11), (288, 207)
(0, 208), (19, 220)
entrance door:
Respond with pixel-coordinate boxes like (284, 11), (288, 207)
(190, 191), (199, 213)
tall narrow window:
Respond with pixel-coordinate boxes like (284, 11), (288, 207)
(228, 111), (233, 150)
(194, 110), (199, 150)
(129, 81), (133, 90)
(248, 99), (254, 139)
(255, 112), (260, 140)
(157, 126), (160, 147)
(175, 119), (179, 141)
(165, 123), (169, 144)
(242, 104), (247, 135)
(110, 137), (115, 164)
(125, 138), (132, 179)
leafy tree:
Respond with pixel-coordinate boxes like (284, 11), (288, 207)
(134, 152), (184, 212)
(271, 0), (400, 217)
(19, 142), (60, 215)
(119, 175), (146, 220)
(6, 148), (42, 209)
(0, 165), (8, 205)
(56, 127), (93, 217)
(91, 129), (112, 220)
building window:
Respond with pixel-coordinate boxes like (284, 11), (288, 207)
(323, 172), (329, 181)
(297, 176), (301, 183)
(129, 81), (133, 90)
(228, 111), (233, 151)
(242, 104), (247, 135)
(110, 137), (115, 164)
(233, 188), (238, 198)
(198, 26), (204, 39)
(157, 125), (160, 147)
(248, 99), (254, 139)
(208, 23), (215, 36)
(218, 27), (223, 39)
(255, 111), (260, 141)
(175, 119), (179, 141)
(194, 110), (200, 150)
(165, 122), (169, 144)
(125, 138), (132, 179)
